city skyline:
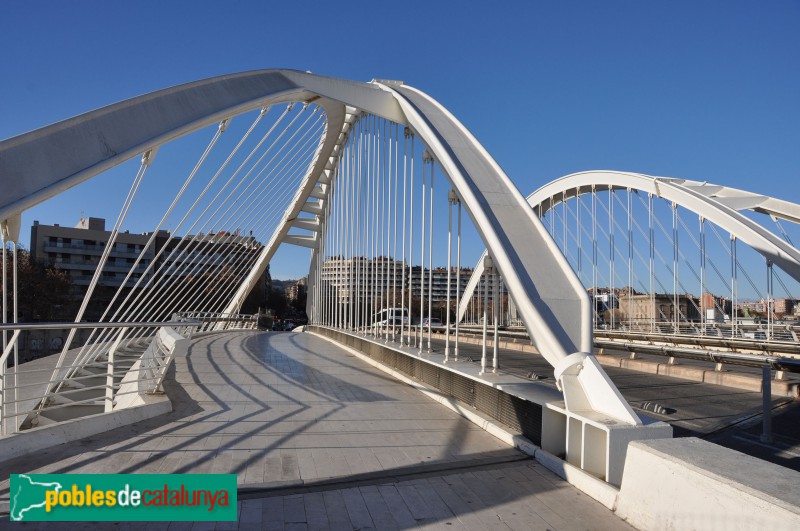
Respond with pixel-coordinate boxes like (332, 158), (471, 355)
(24, 214), (796, 306)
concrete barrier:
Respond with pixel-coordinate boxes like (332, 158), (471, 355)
(596, 351), (799, 397)
(446, 332), (800, 397)
(0, 396), (171, 463)
(616, 438), (800, 530)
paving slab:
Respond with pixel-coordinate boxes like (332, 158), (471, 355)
(0, 331), (633, 529)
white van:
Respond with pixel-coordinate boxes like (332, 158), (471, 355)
(374, 307), (409, 326)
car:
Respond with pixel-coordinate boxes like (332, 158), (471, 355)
(374, 308), (410, 327)
(423, 317), (443, 328)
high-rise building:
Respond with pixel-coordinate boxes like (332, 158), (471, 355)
(29, 217), (261, 316)
(30, 217), (156, 289)
(285, 278), (307, 302)
(318, 257), (475, 305)
(773, 298), (799, 316)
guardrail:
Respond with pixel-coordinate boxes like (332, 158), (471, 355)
(594, 339), (800, 375)
(451, 326), (800, 375)
(594, 329), (800, 357)
(462, 319), (800, 345)
(173, 312), (258, 332)
(602, 321), (800, 344)
(0, 320), (200, 435)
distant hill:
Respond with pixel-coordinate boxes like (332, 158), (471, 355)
(272, 278), (300, 290)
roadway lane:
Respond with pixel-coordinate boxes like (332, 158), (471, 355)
(413, 334), (800, 472)
(414, 336), (767, 435)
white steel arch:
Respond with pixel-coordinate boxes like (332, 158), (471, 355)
(459, 170), (800, 322)
(0, 70), (404, 221)
(532, 171), (800, 282)
(0, 72), (639, 425)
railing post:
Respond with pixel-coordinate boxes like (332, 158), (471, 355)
(492, 267), (499, 373)
(0, 329), (21, 435)
(761, 365), (773, 443)
(0, 360), (4, 436)
(105, 328), (127, 413)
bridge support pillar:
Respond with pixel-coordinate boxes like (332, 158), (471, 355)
(554, 352), (672, 485)
(540, 403), (673, 487)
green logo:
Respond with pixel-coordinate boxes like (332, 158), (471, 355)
(9, 474), (237, 522)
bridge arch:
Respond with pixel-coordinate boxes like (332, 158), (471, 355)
(0, 71), (639, 425)
(533, 171), (800, 282)
(458, 170), (800, 323)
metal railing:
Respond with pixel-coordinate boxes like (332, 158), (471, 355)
(603, 320), (800, 344)
(459, 317), (800, 353)
(451, 325), (800, 375)
(593, 338), (800, 374)
(173, 312), (258, 333)
(0, 320), (200, 435)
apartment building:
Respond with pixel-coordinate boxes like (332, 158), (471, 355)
(30, 217), (156, 288)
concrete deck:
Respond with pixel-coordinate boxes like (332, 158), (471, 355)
(0, 331), (633, 530)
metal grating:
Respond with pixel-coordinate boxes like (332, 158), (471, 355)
(439, 370), (454, 396)
(397, 354), (413, 375)
(451, 374), (475, 407)
(475, 385), (500, 420)
(422, 363), (439, 387)
(499, 393), (542, 443)
(413, 359), (424, 380)
(498, 392), (523, 432)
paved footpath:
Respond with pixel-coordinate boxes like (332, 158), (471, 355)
(0, 331), (633, 530)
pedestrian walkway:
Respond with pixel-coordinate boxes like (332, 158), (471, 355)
(0, 331), (633, 529)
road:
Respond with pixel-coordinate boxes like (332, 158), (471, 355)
(407, 334), (800, 472)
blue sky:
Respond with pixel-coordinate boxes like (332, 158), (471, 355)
(2, 1), (799, 287)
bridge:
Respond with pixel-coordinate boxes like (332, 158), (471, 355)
(1, 70), (799, 528)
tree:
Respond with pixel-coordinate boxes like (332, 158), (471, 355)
(291, 282), (307, 314)
(1, 246), (77, 322)
(266, 287), (288, 317)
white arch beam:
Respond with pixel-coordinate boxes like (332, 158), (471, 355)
(676, 179), (800, 224)
(533, 171), (800, 282)
(459, 171), (800, 323)
(371, 84), (640, 425)
(0, 70), (404, 223)
(0, 73), (640, 425)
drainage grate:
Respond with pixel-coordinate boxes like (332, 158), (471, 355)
(451, 375), (475, 407)
(422, 363), (439, 387)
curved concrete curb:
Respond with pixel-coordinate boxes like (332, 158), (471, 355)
(0, 394), (171, 464)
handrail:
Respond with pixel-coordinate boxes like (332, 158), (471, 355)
(173, 312), (258, 333)
(0, 320), (201, 331)
(448, 327), (800, 374)
(595, 339), (800, 373)
(0, 320), (199, 436)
